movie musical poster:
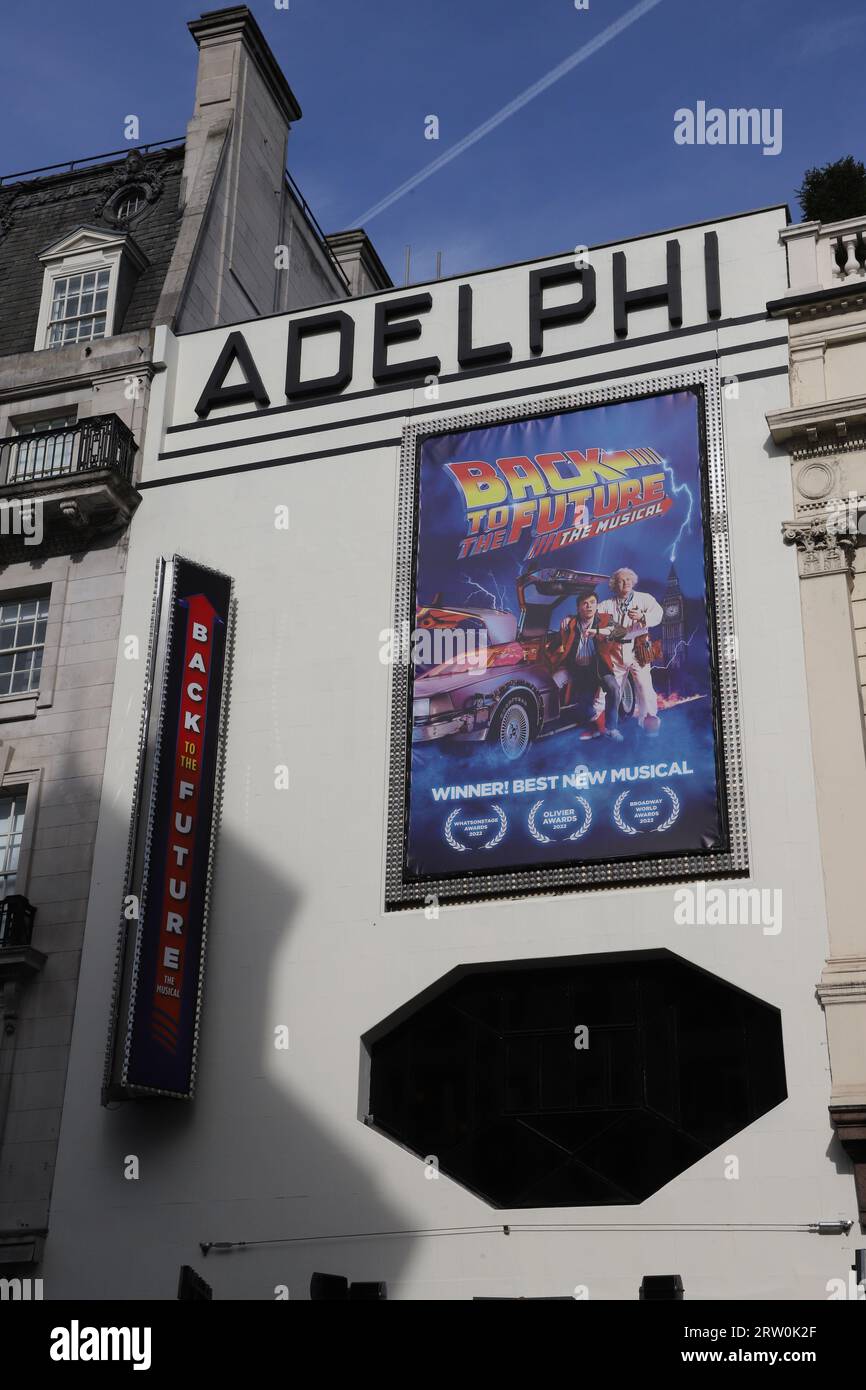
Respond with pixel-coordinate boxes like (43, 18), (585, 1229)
(399, 388), (730, 886)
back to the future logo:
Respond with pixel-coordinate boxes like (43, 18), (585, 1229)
(446, 446), (671, 561)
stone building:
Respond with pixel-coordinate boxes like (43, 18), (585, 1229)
(767, 214), (866, 1231)
(39, 201), (862, 1300)
(0, 4), (387, 1271)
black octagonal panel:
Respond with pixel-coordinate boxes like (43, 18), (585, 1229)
(364, 951), (786, 1208)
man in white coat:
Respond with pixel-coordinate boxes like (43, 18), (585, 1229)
(597, 567), (664, 734)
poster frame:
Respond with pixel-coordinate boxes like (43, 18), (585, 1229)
(384, 366), (748, 910)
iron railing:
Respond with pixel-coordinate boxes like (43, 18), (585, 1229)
(0, 415), (137, 487)
(0, 894), (36, 948)
(284, 170), (351, 294)
(0, 138), (185, 187)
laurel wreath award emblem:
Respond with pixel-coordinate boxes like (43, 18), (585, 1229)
(485, 804), (508, 849)
(528, 797), (592, 843)
(656, 786), (680, 831)
(613, 790), (637, 835)
(444, 804), (508, 851)
(444, 808), (466, 851)
(613, 785), (681, 834)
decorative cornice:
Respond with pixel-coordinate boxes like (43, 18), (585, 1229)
(0, 352), (160, 406)
(818, 980), (866, 1006)
(791, 433), (866, 462)
(767, 282), (866, 319)
(767, 396), (866, 448)
(782, 517), (856, 576)
(4, 179), (106, 213)
(819, 956), (866, 1006)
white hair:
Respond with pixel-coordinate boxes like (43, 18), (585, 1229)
(610, 567), (638, 586)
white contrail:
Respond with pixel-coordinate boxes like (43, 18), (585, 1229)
(352, 0), (666, 226)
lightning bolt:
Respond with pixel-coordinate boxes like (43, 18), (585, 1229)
(655, 450), (694, 562)
(462, 571), (510, 611)
(657, 626), (699, 671)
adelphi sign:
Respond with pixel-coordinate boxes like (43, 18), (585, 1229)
(193, 234), (723, 418)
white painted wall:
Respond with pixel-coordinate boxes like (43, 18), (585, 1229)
(42, 208), (858, 1301)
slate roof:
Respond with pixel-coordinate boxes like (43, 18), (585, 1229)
(0, 146), (185, 358)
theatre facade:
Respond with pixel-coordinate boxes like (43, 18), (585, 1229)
(41, 204), (859, 1299)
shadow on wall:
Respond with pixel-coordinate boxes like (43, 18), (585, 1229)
(37, 747), (415, 1302)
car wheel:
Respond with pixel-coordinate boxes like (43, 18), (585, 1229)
(619, 673), (636, 720)
(491, 693), (534, 760)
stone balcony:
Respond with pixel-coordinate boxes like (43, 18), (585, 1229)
(766, 214), (866, 454)
(0, 413), (141, 560)
(769, 215), (866, 316)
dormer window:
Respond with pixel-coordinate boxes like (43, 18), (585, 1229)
(35, 226), (148, 352)
(47, 268), (111, 347)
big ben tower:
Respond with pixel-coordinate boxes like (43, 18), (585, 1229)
(661, 564), (685, 686)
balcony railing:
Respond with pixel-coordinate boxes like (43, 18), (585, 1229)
(0, 414), (137, 488)
(0, 894), (36, 949)
(831, 229), (866, 280)
(781, 215), (866, 294)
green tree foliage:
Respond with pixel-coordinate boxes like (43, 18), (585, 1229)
(797, 156), (866, 223)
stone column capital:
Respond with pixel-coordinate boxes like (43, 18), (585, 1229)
(782, 517), (856, 577)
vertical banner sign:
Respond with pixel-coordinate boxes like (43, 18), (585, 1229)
(110, 558), (233, 1099)
(386, 378), (747, 908)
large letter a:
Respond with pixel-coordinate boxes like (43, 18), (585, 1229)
(194, 331), (271, 418)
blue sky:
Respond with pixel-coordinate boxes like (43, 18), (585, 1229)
(1, 0), (864, 282)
